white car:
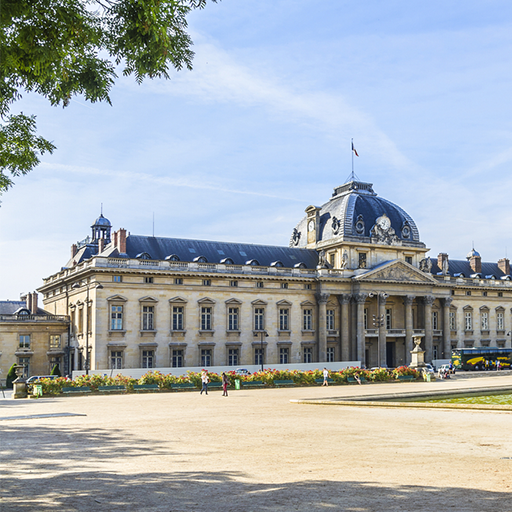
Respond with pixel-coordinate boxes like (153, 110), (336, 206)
(235, 368), (251, 376)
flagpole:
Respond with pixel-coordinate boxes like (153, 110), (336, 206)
(351, 138), (354, 180)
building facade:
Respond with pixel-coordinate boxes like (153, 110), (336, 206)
(37, 180), (512, 374)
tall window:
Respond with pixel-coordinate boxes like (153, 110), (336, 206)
(364, 308), (368, 329)
(385, 309), (392, 330)
(279, 309), (289, 330)
(78, 308), (84, 334)
(110, 351), (123, 369)
(465, 311), (473, 331)
(449, 311), (456, 331)
(172, 306), (184, 330)
(303, 309), (313, 330)
(254, 348), (264, 366)
(254, 308), (265, 330)
(19, 335), (31, 349)
(481, 311), (489, 331)
(279, 347), (289, 364)
(228, 348), (239, 366)
(142, 306), (154, 330)
(326, 309), (335, 330)
(111, 305), (123, 330)
(201, 349), (212, 367)
(201, 307), (212, 330)
(17, 357), (30, 377)
(172, 349), (183, 368)
(142, 350), (154, 368)
(228, 307), (239, 331)
(113, 275), (122, 282)
(497, 311), (504, 331)
(327, 346), (335, 362)
(432, 311), (438, 330)
(303, 347), (313, 363)
(49, 335), (61, 349)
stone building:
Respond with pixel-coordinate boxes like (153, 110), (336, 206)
(0, 293), (69, 381)
(37, 180), (512, 374)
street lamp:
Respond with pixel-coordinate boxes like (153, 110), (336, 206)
(72, 281), (103, 375)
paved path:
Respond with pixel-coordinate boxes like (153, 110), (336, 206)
(1, 374), (512, 511)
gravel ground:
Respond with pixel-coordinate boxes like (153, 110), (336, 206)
(1, 374), (512, 511)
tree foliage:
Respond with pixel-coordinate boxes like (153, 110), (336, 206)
(0, 0), (215, 194)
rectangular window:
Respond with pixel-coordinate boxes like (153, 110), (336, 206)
(172, 306), (184, 331)
(498, 292), (503, 297)
(481, 311), (489, 331)
(303, 309), (313, 330)
(49, 335), (61, 349)
(17, 357), (30, 378)
(281, 283), (288, 289)
(254, 308), (265, 330)
(175, 278), (183, 285)
(144, 277), (154, 284)
(465, 311), (473, 331)
(497, 311), (504, 330)
(78, 308), (84, 334)
(201, 307), (212, 330)
(466, 291), (471, 296)
(327, 346), (335, 362)
(201, 349), (212, 367)
(303, 347), (313, 363)
(203, 279), (211, 286)
(113, 275), (122, 282)
(111, 305), (123, 330)
(386, 309), (392, 330)
(279, 347), (289, 364)
(254, 348), (264, 366)
(329, 253), (335, 267)
(483, 291), (488, 297)
(279, 309), (289, 330)
(19, 335), (31, 349)
(364, 308), (368, 330)
(230, 280), (238, 287)
(358, 253), (367, 268)
(326, 309), (335, 331)
(228, 307), (239, 331)
(405, 256), (413, 264)
(142, 305), (154, 330)
(142, 350), (154, 368)
(304, 284), (311, 290)
(172, 349), (184, 368)
(228, 348), (239, 366)
(110, 351), (123, 369)
(449, 311), (456, 331)
(256, 282), (264, 288)
(432, 311), (438, 330)
(433, 345), (438, 360)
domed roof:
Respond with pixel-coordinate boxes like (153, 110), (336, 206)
(466, 248), (480, 259)
(290, 180), (424, 248)
(91, 213), (111, 228)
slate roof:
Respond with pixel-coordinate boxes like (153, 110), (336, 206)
(0, 300), (48, 315)
(124, 235), (319, 269)
(431, 260), (509, 279)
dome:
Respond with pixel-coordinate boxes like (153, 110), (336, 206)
(466, 248), (480, 259)
(91, 214), (111, 228)
(290, 180), (424, 248)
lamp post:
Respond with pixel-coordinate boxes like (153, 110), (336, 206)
(72, 281), (103, 375)
(260, 330), (268, 372)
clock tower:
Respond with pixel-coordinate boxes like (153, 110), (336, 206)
(305, 205), (321, 246)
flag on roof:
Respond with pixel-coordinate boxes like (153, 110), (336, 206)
(352, 141), (359, 157)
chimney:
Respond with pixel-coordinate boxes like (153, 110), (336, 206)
(26, 293), (32, 312)
(98, 238), (105, 254)
(469, 255), (482, 274)
(118, 228), (127, 254)
(71, 244), (78, 258)
(31, 292), (38, 314)
(498, 258), (510, 276)
(437, 253), (449, 273)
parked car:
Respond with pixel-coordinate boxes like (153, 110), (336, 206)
(423, 364), (435, 374)
(26, 375), (59, 383)
(235, 368), (251, 376)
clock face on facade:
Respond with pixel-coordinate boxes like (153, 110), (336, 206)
(308, 220), (315, 232)
(377, 215), (391, 231)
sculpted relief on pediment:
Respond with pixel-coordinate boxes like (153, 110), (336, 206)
(362, 263), (433, 283)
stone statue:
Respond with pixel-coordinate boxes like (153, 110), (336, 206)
(442, 258), (449, 275)
(332, 216), (341, 235)
(289, 228), (301, 247)
(419, 257), (432, 273)
(340, 250), (349, 270)
(317, 249), (331, 269)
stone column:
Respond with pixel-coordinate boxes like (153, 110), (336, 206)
(316, 292), (329, 362)
(378, 293), (388, 367)
(423, 295), (435, 363)
(442, 297), (453, 359)
(354, 293), (368, 367)
(338, 294), (351, 361)
(404, 295), (415, 365)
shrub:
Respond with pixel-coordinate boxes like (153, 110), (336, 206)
(6, 364), (17, 388)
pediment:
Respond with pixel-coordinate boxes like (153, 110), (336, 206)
(139, 295), (158, 303)
(169, 296), (188, 304)
(107, 294), (128, 302)
(355, 260), (437, 284)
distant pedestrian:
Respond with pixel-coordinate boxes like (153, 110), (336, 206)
(222, 372), (229, 396)
(200, 370), (209, 395)
(322, 367), (329, 386)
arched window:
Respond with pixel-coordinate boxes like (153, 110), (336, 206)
(165, 254), (180, 262)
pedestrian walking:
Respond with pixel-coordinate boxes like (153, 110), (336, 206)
(222, 372), (229, 396)
(200, 370), (209, 395)
(322, 367), (329, 386)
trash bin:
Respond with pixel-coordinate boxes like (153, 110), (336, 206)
(234, 379), (241, 390)
(33, 384), (43, 397)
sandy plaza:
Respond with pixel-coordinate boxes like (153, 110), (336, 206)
(1, 374), (512, 511)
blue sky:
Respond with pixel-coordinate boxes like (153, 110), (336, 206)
(3, 0), (512, 299)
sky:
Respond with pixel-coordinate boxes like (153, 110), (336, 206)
(3, 0), (512, 300)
